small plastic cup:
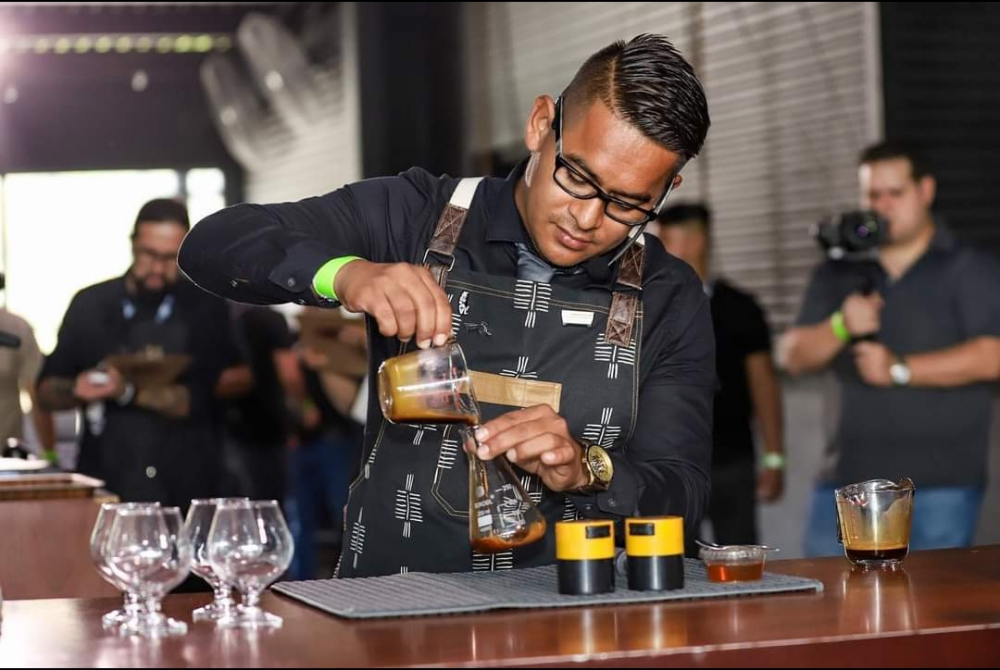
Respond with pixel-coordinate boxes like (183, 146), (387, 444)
(699, 545), (770, 583)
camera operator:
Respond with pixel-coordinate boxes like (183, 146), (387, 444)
(782, 141), (1000, 556)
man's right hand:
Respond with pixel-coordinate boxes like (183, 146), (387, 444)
(842, 292), (883, 337)
(73, 367), (126, 403)
(334, 260), (453, 348)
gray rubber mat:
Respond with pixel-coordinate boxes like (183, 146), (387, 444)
(272, 559), (824, 619)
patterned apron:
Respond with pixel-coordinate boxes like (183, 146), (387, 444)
(340, 178), (646, 577)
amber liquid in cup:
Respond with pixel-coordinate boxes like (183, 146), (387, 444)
(377, 344), (478, 424)
(471, 521), (547, 554)
(835, 479), (914, 569)
(705, 562), (765, 583)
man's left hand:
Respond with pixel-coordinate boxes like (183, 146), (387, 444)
(470, 405), (589, 493)
(853, 341), (894, 387)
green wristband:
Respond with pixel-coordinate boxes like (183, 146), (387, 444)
(830, 311), (851, 344)
(761, 452), (786, 470)
(312, 256), (362, 302)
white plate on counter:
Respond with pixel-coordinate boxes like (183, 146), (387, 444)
(0, 458), (50, 472)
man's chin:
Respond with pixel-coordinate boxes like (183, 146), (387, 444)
(135, 279), (169, 297)
(537, 241), (589, 268)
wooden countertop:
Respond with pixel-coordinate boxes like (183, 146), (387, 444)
(2, 546), (999, 667)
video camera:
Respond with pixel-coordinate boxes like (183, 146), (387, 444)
(813, 210), (887, 260)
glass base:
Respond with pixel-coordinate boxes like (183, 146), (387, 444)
(192, 600), (236, 622)
(849, 558), (905, 571)
(102, 609), (129, 630)
(216, 605), (283, 630)
(119, 615), (188, 638)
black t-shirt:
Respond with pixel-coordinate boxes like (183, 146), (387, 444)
(299, 364), (361, 445)
(710, 279), (772, 464)
(226, 306), (295, 448)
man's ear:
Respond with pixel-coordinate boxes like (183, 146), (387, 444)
(918, 175), (936, 209)
(524, 95), (556, 153)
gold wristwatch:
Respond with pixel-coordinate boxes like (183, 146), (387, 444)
(576, 440), (613, 493)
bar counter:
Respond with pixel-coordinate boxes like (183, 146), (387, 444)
(1, 546), (998, 667)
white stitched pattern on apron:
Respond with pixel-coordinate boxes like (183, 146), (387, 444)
(435, 426), (460, 470)
(409, 423), (439, 446)
(349, 507), (366, 569)
(473, 549), (514, 571)
(500, 355), (538, 379)
(594, 333), (637, 380)
(448, 292), (464, 335)
(395, 474), (424, 539)
(582, 407), (623, 449)
(561, 497), (582, 521)
(513, 280), (552, 328)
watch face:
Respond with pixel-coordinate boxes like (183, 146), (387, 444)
(587, 445), (614, 484)
(891, 362), (911, 386)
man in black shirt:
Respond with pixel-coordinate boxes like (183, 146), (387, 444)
(37, 199), (237, 507)
(180, 35), (715, 577)
(658, 204), (785, 547)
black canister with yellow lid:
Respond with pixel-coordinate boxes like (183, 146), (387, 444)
(556, 520), (616, 595)
(625, 516), (685, 591)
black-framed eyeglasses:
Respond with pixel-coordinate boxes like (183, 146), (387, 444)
(134, 245), (178, 265)
(552, 96), (674, 227)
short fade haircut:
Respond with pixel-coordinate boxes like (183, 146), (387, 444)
(133, 198), (190, 238)
(658, 202), (712, 231)
(859, 140), (932, 181)
(563, 34), (710, 167)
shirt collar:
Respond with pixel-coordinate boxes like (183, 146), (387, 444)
(484, 158), (531, 245)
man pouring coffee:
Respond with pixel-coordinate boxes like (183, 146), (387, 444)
(180, 34), (714, 577)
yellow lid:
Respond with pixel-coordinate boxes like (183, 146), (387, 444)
(556, 520), (615, 560)
(625, 516), (684, 557)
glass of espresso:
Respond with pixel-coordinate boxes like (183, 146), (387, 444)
(835, 478), (915, 569)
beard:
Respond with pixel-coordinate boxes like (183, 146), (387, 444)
(130, 271), (174, 302)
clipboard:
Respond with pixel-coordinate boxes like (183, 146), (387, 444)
(297, 311), (368, 378)
(104, 353), (192, 388)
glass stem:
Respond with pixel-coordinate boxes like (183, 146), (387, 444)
(242, 588), (261, 611)
(145, 596), (164, 624)
(213, 583), (233, 610)
(124, 590), (142, 615)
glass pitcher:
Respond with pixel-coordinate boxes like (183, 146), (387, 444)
(835, 478), (915, 569)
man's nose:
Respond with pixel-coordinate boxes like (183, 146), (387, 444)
(571, 198), (605, 231)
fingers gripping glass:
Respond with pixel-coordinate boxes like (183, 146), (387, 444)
(552, 96), (674, 226)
